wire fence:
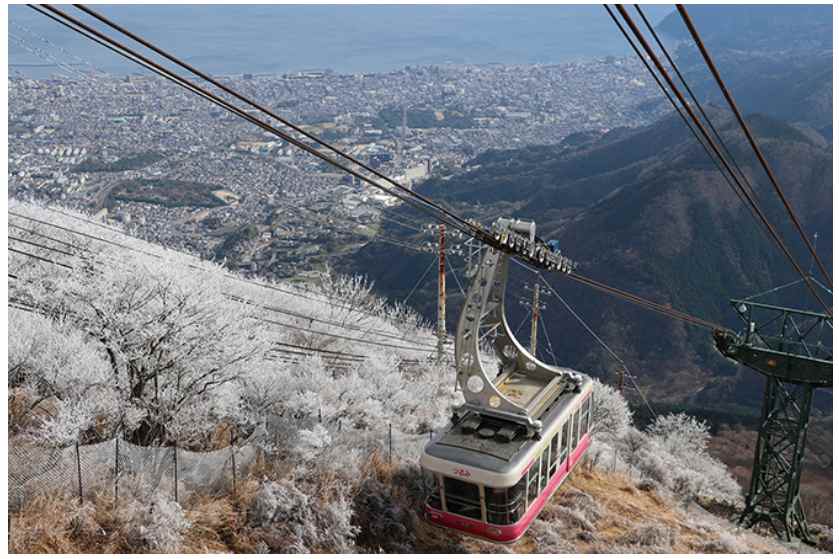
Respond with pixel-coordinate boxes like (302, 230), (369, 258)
(8, 421), (434, 513)
(9, 434), (259, 512)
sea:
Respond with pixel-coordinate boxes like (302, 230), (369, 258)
(10, 4), (674, 78)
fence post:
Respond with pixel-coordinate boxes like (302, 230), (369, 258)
(114, 435), (120, 506)
(75, 441), (83, 504)
(388, 423), (392, 464)
(173, 443), (179, 504)
(230, 431), (237, 499)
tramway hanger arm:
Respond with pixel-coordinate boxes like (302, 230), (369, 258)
(454, 218), (581, 436)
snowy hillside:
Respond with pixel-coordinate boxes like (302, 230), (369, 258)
(7, 200), (824, 553)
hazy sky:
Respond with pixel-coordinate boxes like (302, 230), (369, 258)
(10, 5), (674, 77)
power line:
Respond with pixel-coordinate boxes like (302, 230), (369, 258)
(13, 208), (408, 323)
(610, 4), (831, 317)
(9, 246), (74, 270)
(603, 4), (769, 242)
(8, 223), (441, 353)
(61, 4), (493, 248)
(676, 4), (832, 291)
(537, 274), (657, 418)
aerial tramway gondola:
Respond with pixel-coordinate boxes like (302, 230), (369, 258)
(420, 219), (591, 542)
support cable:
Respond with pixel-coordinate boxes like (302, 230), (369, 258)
(603, 4), (754, 215)
(538, 274), (657, 418)
(68, 4), (493, 245)
(31, 4), (482, 246)
(446, 257), (468, 299)
(402, 257), (437, 306)
(611, 4), (831, 317)
(677, 4), (832, 290)
(635, 5), (755, 196)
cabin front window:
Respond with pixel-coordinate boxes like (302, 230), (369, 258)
(422, 468), (442, 510)
(443, 476), (482, 520)
(486, 478), (526, 525)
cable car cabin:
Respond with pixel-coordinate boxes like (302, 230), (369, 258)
(420, 374), (593, 543)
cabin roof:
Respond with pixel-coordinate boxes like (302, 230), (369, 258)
(424, 374), (592, 475)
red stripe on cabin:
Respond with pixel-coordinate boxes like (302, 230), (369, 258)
(425, 433), (591, 543)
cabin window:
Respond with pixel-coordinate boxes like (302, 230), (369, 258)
(423, 468), (442, 510)
(443, 477), (481, 520)
(539, 449), (550, 492)
(581, 395), (591, 435)
(560, 420), (570, 462)
(509, 477), (526, 523)
(486, 477), (527, 526)
(572, 411), (580, 449)
(486, 486), (508, 525)
(549, 432), (559, 476)
(527, 460), (540, 506)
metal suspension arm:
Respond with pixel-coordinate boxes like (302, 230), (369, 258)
(455, 219), (581, 434)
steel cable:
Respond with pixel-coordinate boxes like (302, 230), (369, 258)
(677, 4), (833, 290)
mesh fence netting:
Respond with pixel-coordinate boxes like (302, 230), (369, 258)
(10, 423), (431, 511)
(9, 437), (262, 511)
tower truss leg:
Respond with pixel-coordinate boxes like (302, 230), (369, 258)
(739, 377), (814, 543)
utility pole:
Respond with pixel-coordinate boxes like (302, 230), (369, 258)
(437, 223), (446, 363)
(529, 283), (540, 355)
(617, 367), (625, 394)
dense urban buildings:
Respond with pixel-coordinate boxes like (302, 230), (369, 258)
(10, 58), (665, 278)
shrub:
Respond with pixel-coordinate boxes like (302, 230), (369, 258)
(247, 478), (357, 553)
(529, 519), (577, 553)
(121, 494), (191, 553)
(619, 521), (678, 551)
(700, 532), (745, 553)
(589, 378), (633, 441)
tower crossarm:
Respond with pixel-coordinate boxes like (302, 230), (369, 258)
(714, 300), (832, 387)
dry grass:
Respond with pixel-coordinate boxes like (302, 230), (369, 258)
(503, 467), (804, 554)
(9, 453), (816, 554)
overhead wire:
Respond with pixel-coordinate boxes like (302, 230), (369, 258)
(65, 3), (496, 247)
(676, 4), (832, 290)
(8, 218), (445, 355)
(537, 274), (657, 418)
(610, 4), (831, 317)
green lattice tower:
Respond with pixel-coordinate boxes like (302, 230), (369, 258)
(713, 297), (831, 543)
(740, 378), (813, 541)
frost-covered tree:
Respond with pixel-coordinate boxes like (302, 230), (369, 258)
(11, 244), (273, 447)
(644, 413), (741, 505)
(589, 378), (632, 440)
(9, 308), (118, 444)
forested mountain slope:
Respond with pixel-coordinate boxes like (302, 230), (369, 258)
(343, 110), (832, 416)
